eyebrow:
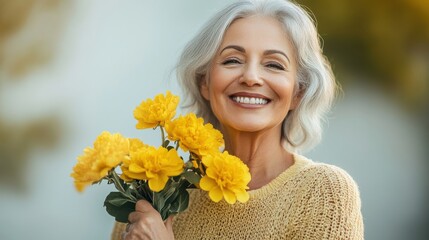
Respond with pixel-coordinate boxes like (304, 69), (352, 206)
(264, 49), (290, 63)
(219, 45), (245, 55)
(219, 45), (290, 63)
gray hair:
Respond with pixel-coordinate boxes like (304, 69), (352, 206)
(176, 0), (336, 152)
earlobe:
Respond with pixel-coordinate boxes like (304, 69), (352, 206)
(200, 77), (210, 101)
(290, 90), (302, 110)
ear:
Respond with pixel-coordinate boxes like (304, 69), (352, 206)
(290, 87), (303, 110)
(200, 76), (210, 101)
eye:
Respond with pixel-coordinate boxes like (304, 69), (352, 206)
(265, 62), (286, 71)
(222, 58), (242, 65)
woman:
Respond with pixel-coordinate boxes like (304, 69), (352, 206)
(113, 0), (364, 239)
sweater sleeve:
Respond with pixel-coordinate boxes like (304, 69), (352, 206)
(289, 164), (364, 240)
(111, 222), (126, 240)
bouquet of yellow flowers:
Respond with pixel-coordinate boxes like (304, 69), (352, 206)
(71, 91), (251, 223)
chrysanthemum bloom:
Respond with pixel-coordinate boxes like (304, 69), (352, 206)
(128, 138), (148, 152)
(71, 131), (129, 192)
(164, 113), (224, 157)
(120, 141), (150, 182)
(71, 148), (101, 192)
(133, 91), (179, 129)
(121, 146), (184, 192)
(199, 151), (251, 204)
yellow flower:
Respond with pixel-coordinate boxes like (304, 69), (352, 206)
(71, 148), (101, 192)
(129, 138), (148, 152)
(133, 91), (179, 129)
(120, 139), (150, 182)
(71, 131), (129, 192)
(164, 113), (224, 157)
(121, 146), (184, 192)
(199, 151), (251, 204)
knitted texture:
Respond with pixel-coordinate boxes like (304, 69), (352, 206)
(111, 154), (364, 240)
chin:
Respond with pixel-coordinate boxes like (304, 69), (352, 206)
(227, 121), (272, 133)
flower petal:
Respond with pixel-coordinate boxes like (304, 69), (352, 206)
(223, 189), (237, 204)
(205, 167), (217, 179)
(208, 186), (223, 202)
(136, 122), (158, 129)
(148, 174), (168, 192)
(133, 92), (179, 130)
(129, 163), (146, 173)
(199, 176), (217, 191)
(235, 190), (250, 203)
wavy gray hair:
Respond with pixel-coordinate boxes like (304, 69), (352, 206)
(176, 0), (336, 152)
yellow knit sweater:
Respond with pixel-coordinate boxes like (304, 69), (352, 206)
(111, 154), (364, 239)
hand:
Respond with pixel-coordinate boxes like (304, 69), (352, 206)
(122, 200), (175, 240)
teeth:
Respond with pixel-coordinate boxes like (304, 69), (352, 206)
(232, 96), (268, 105)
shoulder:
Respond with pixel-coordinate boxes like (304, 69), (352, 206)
(288, 155), (364, 238)
(294, 154), (361, 203)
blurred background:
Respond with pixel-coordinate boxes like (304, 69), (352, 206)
(0, 0), (427, 239)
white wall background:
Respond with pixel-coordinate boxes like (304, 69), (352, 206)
(0, 1), (427, 239)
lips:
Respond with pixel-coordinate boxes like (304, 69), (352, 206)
(229, 92), (271, 105)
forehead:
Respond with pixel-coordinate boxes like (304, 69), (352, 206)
(219, 15), (294, 54)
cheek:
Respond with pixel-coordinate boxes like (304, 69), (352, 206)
(270, 77), (296, 101)
(207, 75), (230, 120)
(208, 69), (233, 96)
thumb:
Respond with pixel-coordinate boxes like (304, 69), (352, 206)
(165, 215), (174, 232)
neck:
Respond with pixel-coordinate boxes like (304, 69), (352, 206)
(221, 125), (294, 190)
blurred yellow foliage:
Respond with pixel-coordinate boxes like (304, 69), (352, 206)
(0, 0), (69, 77)
(0, 0), (69, 190)
(0, 116), (61, 190)
(299, 0), (429, 110)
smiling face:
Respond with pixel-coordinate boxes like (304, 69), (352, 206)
(200, 15), (299, 134)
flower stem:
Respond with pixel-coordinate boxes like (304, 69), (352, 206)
(152, 190), (157, 211)
(131, 181), (138, 191)
(111, 170), (125, 192)
(111, 170), (137, 202)
(160, 126), (165, 146)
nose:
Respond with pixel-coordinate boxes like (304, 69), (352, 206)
(239, 63), (263, 86)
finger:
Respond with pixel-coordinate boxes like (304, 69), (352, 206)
(121, 232), (127, 240)
(125, 223), (132, 232)
(165, 215), (174, 232)
(128, 209), (162, 223)
(135, 199), (155, 213)
(128, 211), (142, 223)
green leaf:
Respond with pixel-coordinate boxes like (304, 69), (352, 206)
(103, 179), (192, 222)
(104, 192), (136, 223)
(160, 181), (178, 199)
(183, 171), (201, 185)
(107, 197), (134, 207)
(165, 180), (190, 216)
(153, 180), (176, 213)
(184, 161), (194, 169)
(163, 139), (170, 148)
(170, 189), (189, 213)
(166, 145), (174, 150)
(150, 179), (191, 221)
(138, 181), (154, 202)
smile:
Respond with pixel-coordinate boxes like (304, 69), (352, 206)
(231, 96), (269, 105)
